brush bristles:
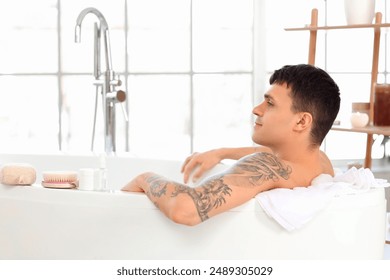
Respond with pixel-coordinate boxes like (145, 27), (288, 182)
(42, 171), (78, 183)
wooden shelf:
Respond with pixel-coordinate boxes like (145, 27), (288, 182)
(285, 8), (387, 168)
(285, 23), (390, 31)
(331, 124), (390, 136)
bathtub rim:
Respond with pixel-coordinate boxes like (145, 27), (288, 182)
(0, 183), (385, 213)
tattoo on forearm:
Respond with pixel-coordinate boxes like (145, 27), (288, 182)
(144, 174), (232, 222)
(172, 177), (232, 222)
(146, 175), (168, 198)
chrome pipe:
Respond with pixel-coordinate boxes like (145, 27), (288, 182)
(74, 7), (126, 154)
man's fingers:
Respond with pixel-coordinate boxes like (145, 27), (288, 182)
(182, 159), (200, 183)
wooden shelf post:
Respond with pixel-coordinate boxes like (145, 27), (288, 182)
(365, 12), (383, 168)
(308, 9), (318, 65)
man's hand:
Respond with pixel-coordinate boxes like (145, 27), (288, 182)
(181, 150), (223, 184)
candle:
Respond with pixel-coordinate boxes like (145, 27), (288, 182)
(350, 112), (369, 128)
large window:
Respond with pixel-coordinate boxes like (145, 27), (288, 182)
(0, 0), (255, 159)
(0, 0), (389, 162)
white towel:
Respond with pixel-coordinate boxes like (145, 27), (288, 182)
(255, 167), (389, 231)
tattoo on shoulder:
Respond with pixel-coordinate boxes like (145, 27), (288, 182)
(232, 152), (292, 186)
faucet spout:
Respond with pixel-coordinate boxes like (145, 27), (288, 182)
(75, 7), (109, 40)
(74, 7), (112, 71)
(74, 25), (82, 43)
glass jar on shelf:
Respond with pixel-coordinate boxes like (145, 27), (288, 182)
(374, 84), (390, 126)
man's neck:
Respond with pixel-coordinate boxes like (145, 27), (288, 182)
(271, 142), (320, 165)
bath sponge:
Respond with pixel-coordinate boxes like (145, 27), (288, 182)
(0, 163), (37, 185)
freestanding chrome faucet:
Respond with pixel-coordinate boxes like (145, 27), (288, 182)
(75, 7), (126, 154)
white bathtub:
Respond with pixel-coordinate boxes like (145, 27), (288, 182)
(0, 153), (387, 259)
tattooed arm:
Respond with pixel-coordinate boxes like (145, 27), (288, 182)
(122, 152), (292, 226)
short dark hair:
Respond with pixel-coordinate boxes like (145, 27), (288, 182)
(269, 64), (340, 146)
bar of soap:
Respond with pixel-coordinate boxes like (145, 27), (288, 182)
(0, 163), (36, 185)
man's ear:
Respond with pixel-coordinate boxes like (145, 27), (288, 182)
(294, 112), (313, 131)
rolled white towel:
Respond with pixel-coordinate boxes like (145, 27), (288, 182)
(256, 181), (344, 231)
(256, 167), (389, 231)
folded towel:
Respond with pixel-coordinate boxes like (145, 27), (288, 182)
(255, 167), (389, 231)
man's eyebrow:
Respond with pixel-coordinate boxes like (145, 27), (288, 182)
(264, 94), (274, 100)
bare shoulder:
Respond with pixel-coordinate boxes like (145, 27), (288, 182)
(319, 150), (334, 176)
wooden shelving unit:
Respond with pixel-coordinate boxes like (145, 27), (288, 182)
(331, 124), (390, 136)
(285, 8), (390, 169)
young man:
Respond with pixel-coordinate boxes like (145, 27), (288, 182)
(122, 64), (340, 226)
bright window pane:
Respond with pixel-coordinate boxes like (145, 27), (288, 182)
(327, 30), (374, 73)
(193, 74), (253, 151)
(61, 75), (105, 152)
(0, 76), (58, 152)
(127, 0), (190, 72)
(193, 29), (253, 72)
(128, 29), (190, 72)
(325, 131), (370, 160)
(0, 0), (57, 73)
(264, 0), (320, 69)
(193, 0), (253, 72)
(330, 73), (372, 122)
(194, 0), (253, 29)
(128, 75), (191, 159)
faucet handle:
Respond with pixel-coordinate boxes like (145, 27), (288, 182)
(106, 90), (126, 103)
(110, 78), (122, 87)
(116, 90), (126, 103)
(93, 79), (104, 87)
(106, 90), (128, 122)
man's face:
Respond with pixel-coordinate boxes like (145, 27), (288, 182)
(251, 83), (299, 147)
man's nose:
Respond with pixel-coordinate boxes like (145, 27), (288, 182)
(252, 102), (265, 116)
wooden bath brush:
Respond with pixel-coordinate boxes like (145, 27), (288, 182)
(41, 171), (78, 189)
